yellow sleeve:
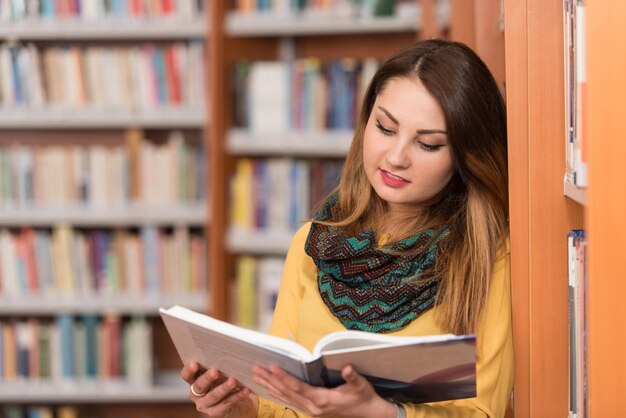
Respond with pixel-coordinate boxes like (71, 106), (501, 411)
(266, 223), (311, 340)
(257, 223), (311, 418)
(403, 250), (514, 418)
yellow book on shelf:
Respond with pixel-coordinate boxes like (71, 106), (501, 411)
(57, 406), (78, 418)
(236, 256), (257, 329)
(51, 226), (75, 293)
(3, 322), (17, 380)
(231, 158), (254, 229)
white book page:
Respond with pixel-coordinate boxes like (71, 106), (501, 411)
(161, 305), (315, 361)
(313, 330), (462, 356)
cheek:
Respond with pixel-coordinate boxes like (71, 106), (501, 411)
(419, 154), (454, 189)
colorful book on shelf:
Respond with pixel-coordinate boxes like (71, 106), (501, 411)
(160, 305), (477, 407)
(568, 229), (587, 418)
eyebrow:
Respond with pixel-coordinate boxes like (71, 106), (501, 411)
(377, 106), (447, 135)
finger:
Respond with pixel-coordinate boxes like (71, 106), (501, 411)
(199, 377), (240, 406)
(341, 365), (372, 393)
(253, 366), (315, 411)
(196, 386), (252, 418)
(190, 368), (222, 397)
(180, 361), (203, 384)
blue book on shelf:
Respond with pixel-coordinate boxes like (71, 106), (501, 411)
(10, 0), (26, 19)
(57, 314), (75, 378)
(27, 407), (42, 418)
(195, 144), (206, 201)
(152, 47), (168, 105)
(40, 0), (55, 17)
(9, 46), (24, 105)
(253, 160), (268, 229)
(82, 314), (99, 378)
(289, 161), (299, 229)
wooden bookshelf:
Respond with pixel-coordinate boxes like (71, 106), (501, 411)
(0, 3), (211, 417)
(505, 1), (576, 415)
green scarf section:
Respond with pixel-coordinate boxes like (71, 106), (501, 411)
(305, 195), (449, 333)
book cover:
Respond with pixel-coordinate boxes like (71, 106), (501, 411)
(160, 305), (476, 407)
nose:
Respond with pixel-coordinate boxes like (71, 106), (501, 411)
(385, 139), (411, 169)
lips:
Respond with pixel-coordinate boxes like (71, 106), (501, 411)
(380, 170), (410, 187)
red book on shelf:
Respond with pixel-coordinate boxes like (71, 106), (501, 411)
(165, 48), (182, 104)
(130, 0), (144, 17)
(21, 229), (39, 293)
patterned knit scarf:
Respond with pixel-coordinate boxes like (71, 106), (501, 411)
(305, 195), (449, 333)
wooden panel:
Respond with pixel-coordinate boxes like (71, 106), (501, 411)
(526, 1), (571, 414)
(449, 0), (476, 48)
(505, 0), (584, 416)
(503, 1), (530, 416)
(420, 0), (442, 39)
(586, 1), (626, 415)
(208, 0), (229, 320)
(297, 33), (417, 60)
(474, 0), (505, 87)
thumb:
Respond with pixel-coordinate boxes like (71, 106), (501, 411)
(341, 365), (368, 388)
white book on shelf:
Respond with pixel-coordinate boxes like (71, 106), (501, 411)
(0, 44), (15, 106)
(250, 61), (289, 132)
(0, 229), (18, 296)
(257, 257), (285, 333)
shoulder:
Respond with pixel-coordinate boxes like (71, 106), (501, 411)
(290, 222), (313, 248)
(285, 222), (313, 259)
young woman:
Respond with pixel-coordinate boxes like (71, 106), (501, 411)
(181, 39), (512, 418)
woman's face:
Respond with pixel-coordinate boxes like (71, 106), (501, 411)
(363, 76), (454, 216)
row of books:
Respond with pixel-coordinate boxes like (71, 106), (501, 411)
(568, 230), (587, 418)
(1, 0), (204, 21)
(0, 41), (205, 111)
(233, 58), (378, 132)
(230, 158), (343, 232)
(233, 256), (284, 333)
(0, 225), (207, 297)
(234, 0), (403, 17)
(3, 405), (77, 418)
(0, 131), (205, 208)
(0, 314), (152, 383)
(564, 0), (587, 188)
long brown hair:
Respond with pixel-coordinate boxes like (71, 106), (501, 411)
(322, 39), (508, 335)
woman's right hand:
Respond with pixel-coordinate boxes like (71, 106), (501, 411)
(181, 361), (259, 418)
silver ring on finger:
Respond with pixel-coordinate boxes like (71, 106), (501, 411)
(190, 383), (207, 397)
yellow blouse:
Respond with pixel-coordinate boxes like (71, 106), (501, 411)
(257, 223), (513, 418)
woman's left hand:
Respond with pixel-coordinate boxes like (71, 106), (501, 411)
(252, 364), (397, 418)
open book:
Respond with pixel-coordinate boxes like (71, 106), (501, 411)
(160, 305), (477, 406)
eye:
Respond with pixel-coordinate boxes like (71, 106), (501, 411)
(375, 120), (394, 136)
(417, 141), (444, 152)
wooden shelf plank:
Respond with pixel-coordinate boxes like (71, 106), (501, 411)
(227, 228), (293, 255)
(225, 12), (422, 36)
(564, 179), (587, 206)
(0, 20), (206, 40)
(0, 293), (208, 315)
(0, 372), (189, 403)
(227, 129), (352, 157)
(0, 203), (208, 226)
(0, 109), (205, 129)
